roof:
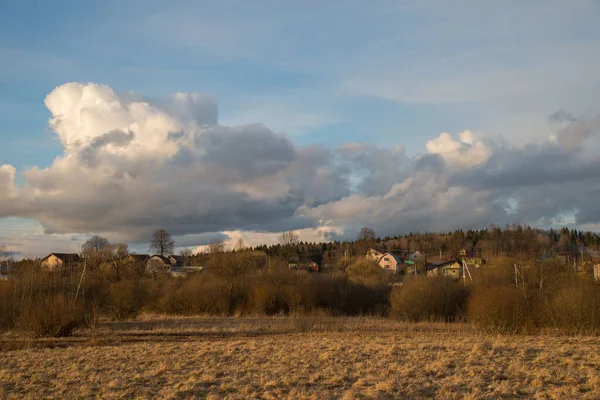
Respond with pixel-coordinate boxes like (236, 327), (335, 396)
(378, 253), (403, 264)
(128, 254), (150, 262)
(169, 255), (183, 263)
(425, 259), (460, 272)
(147, 255), (172, 265)
(41, 253), (81, 263)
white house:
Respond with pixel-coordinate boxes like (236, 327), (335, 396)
(377, 253), (403, 273)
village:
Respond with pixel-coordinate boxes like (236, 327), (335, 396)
(3, 244), (600, 283)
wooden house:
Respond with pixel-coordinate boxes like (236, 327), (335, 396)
(40, 253), (81, 271)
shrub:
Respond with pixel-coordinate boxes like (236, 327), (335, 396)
(18, 294), (83, 338)
(547, 279), (600, 333)
(390, 277), (469, 322)
(105, 280), (146, 321)
(0, 281), (15, 331)
(346, 259), (390, 289)
(467, 284), (536, 334)
(159, 274), (230, 315)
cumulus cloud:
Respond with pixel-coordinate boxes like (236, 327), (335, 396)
(2, 82), (600, 251)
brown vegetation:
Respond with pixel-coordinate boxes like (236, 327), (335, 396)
(1, 316), (600, 399)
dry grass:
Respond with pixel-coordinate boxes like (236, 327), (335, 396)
(1, 316), (600, 399)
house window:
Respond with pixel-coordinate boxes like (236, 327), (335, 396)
(384, 257), (390, 262)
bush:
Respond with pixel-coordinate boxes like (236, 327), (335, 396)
(18, 294), (83, 338)
(158, 274), (230, 315)
(346, 259), (390, 289)
(0, 281), (15, 331)
(390, 277), (469, 322)
(105, 280), (146, 321)
(467, 284), (536, 334)
(547, 280), (600, 333)
(248, 266), (306, 315)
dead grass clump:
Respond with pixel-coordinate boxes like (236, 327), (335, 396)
(18, 293), (83, 338)
(293, 311), (347, 333)
(547, 280), (600, 334)
(390, 277), (469, 322)
(468, 284), (536, 334)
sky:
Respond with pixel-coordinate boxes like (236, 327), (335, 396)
(1, 0), (600, 257)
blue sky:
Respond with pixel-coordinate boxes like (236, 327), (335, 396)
(1, 0), (600, 256)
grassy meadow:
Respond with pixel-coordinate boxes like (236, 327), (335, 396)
(2, 316), (600, 399)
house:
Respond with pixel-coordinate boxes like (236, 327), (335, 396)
(426, 259), (462, 279)
(377, 253), (403, 273)
(168, 255), (184, 267)
(126, 254), (150, 264)
(404, 260), (417, 275)
(462, 257), (484, 268)
(40, 253), (81, 271)
(365, 248), (384, 261)
(289, 261), (320, 272)
(145, 255), (173, 274)
(593, 261), (600, 281)
(408, 251), (424, 262)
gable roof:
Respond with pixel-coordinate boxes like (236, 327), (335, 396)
(147, 255), (172, 265)
(425, 259), (460, 272)
(128, 254), (150, 262)
(378, 253), (403, 264)
(41, 253), (81, 264)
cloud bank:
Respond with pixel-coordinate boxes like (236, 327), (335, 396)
(1, 82), (600, 248)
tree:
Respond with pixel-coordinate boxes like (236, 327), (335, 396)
(105, 243), (130, 281)
(0, 243), (7, 261)
(346, 259), (389, 289)
(180, 248), (193, 266)
(210, 251), (255, 314)
(208, 238), (225, 254)
(279, 231), (299, 261)
(279, 230), (299, 246)
(149, 229), (175, 257)
(81, 235), (110, 269)
(357, 227), (376, 242)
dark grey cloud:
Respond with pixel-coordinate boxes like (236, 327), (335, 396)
(3, 82), (600, 246)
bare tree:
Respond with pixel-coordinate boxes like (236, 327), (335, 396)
(150, 229), (175, 257)
(106, 243), (130, 281)
(208, 238), (225, 254)
(357, 227), (376, 242)
(210, 251), (254, 314)
(279, 230), (299, 246)
(234, 238), (245, 251)
(180, 248), (193, 266)
(81, 235), (110, 269)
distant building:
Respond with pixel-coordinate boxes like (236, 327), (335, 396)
(145, 255), (174, 274)
(426, 259), (462, 279)
(40, 253), (81, 271)
(377, 253), (403, 273)
(408, 251), (424, 262)
(126, 254), (150, 264)
(365, 248), (384, 261)
(289, 261), (320, 272)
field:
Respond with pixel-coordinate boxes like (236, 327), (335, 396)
(1, 317), (600, 399)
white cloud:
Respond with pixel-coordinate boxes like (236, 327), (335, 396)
(2, 82), (600, 257)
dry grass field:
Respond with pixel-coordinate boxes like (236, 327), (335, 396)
(1, 316), (600, 399)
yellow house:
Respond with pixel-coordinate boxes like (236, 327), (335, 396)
(40, 253), (81, 271)
(426, 259), (462, 279)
